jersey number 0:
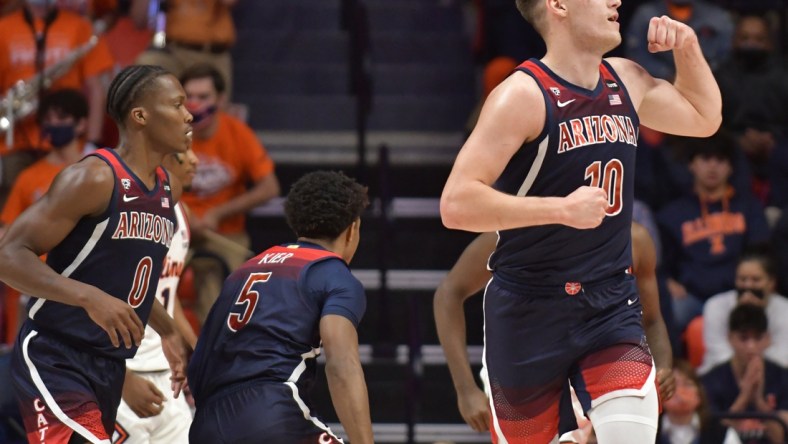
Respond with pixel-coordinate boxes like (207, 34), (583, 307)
(226, 272), (272, 332)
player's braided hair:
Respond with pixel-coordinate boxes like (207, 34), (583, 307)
(106, 65), (170, 126)
(284, 171), (369, 241)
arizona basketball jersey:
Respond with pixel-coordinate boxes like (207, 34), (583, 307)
(126, 202), (190, 371)
(28, 148), (177, 359)
(489, 59), (639, 285)
(188, 242), (366, 405)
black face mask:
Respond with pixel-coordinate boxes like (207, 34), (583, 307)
(733, 48), (771, 69)
(737, 287), (766, 300)
(42, 124), (76, 148)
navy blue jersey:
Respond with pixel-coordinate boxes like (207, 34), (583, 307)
(27, 148), (176, 359)
(489, 59), (639, 285)
(188, 242), (366, 406)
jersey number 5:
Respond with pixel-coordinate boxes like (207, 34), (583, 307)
(227, 272), (272, 332)
(584, 159), (623, 216)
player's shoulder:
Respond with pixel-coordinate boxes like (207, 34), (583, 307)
(51, 155), (114, 197)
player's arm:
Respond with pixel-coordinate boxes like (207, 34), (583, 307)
(632, 223), (674, 401)
(122, 369), (165, 418)
(0, 158), (144, 348)
(440, 74), (608, 233)
(321, 314), (373, 444)
(434, 232), (496, 432)
(148, 300), (190, 398)
(608, 16), (722, 138)
(199, 173), (280, 232)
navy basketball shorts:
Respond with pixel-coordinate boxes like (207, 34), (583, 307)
(190, 381), (345, 444)
(11, 322), (125, 444)
(482, 272), (655, 444)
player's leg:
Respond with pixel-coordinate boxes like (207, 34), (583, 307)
(586, 384), (658, 443)
(483, 280), (578, 444)
(11, 324), (123, 444)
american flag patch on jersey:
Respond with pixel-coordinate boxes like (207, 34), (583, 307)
(161, 197), (170, 208)
(609, 94), (622, 106)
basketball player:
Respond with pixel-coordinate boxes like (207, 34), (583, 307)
(114, 148), (199, 444)
(0, 65), (192, 444)
(439, 1), (721, 442)
(434, 223), (675, 441)
(188, 171), (373, 444)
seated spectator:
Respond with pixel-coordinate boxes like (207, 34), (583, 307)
(700, 248), (788, 374)
(657, 131), (769, 336)
(625, 0), (734, 80)
(702, 305), (788, 444)
(178, 63), (280, 323)
(658, 360), (726, 444)
(714, 14), (788, 207)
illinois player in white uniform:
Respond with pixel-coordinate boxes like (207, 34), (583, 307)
(114, 148), (199, 444)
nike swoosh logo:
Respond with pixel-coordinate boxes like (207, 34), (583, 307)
(557, 99), (576, 108)
(627, 298), (638, 306)
(123, 194), (139, 202)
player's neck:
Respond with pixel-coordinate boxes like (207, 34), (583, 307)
(541, 50), (602, 91)
(115, 138), (165, 188)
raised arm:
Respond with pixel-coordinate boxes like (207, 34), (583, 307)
(609, 16), (722, 138)
(434, 232), (497, 432)
(440, 74), (608, 233)
(321, 315), (373, 444)
(0, 158), (144, 348)
(632, 222), (674, 401)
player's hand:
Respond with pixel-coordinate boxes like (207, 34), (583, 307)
(656, 367), (676, 402)
(647, 16), (697, 53)
(122, 370), (165, 418)
(161, 332), (190, 398)
(457, 386), (491, 432)
(562, 186), (608, 229)
(83, 289), (144, 349)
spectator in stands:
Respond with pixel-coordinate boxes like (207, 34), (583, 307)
(0, 0), (114, 206)
(657, 131), (769, 336)
(625, 0), (734, 80)
(0, 88), (88, 344)
(773, 210), (788, 296)
(131, 0), (238, 98)
(700, 248), (788, 374)
(178, 63), (280, 323)
(658, 360), (726, 444)
(714, 14), (788, 208)
(701, 305), (788, 444)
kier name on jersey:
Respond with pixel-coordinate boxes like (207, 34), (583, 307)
(111, 211), (175, 248)
(557, 115), (637, 153)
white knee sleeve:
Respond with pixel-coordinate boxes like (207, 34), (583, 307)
(587, 384), (659, 443)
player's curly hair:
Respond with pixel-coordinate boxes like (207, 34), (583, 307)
(284, 171), (369, 240)
(106, 65), (170, 126)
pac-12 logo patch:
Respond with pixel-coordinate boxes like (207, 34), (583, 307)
(565, 282), (582, 295)
(121, 178), (131, 190)
(550, 87), (561, 96)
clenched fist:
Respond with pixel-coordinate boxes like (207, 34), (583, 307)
(647, 15), (697, 53)
(563, 186), (609, 229)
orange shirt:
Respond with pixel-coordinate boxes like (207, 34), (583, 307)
(0, 8), (114, 152)
(182, 113), (275, 234)
(0, 157), (63, 225)
(166, 0), (235, 45)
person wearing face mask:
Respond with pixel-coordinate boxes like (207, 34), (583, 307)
(178, 63), (280, 323)
(714, 14), (788, 208)
(658, 360), (727, 444)
(699, 248), (788, 375)
(625, 0), (734, 81)
(0, 88), (87, 345)
(0, 0), (115, 210)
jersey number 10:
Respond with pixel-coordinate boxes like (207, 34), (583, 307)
(584, 159), (623, 216)
(226, 272), (272, 332)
